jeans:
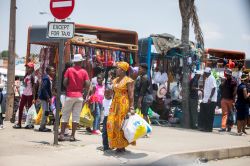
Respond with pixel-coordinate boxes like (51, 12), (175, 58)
(92, 102), (102, 130)
(102, 116), (109, 150)
(40, 100), (49, 128)
(141, 102), (151, 116)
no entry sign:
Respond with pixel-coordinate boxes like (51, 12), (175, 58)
(50, 0), (75, 20)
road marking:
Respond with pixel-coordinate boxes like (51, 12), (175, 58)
(52, 1), (72, 8)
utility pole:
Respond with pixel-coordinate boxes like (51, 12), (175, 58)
(5, 0), (17, 121)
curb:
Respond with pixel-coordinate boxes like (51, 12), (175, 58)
(147, 146), (250, 166)
(171, 146), (250, 160)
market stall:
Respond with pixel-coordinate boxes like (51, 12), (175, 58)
(26, 24), (138, 81)
(204, 48), (245, 70)
(138, 33), (203, 123)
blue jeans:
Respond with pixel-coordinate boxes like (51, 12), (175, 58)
(40, 100), (49, 128)
(102, 116), (109, 150)
(92, 102), (102, 130)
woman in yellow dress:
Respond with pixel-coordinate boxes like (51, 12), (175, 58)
(107, 61), (135, 153)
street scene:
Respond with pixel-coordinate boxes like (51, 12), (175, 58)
(0, 0), (250, 166)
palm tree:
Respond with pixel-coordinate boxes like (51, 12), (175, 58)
(179, 0), (204, 128)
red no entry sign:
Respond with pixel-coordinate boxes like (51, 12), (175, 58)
(50, 0), (75, 20)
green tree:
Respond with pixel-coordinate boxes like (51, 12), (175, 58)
(0, 50), (19, 59)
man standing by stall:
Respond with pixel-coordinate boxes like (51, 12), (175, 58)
(219, 69), (237, 132)
(189, 71), (202, 129)
(198, 67), (217, 132)
(59, 54), (90, 141)
(135, 63), (153, 124)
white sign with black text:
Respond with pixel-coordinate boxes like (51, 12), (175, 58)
(47, 22), (75, 38)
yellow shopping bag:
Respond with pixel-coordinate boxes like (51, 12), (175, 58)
(35, 107), (43, 125)
(35, 106), (50, 125)
(135, 108), (151, 124)
(79, 104), (94, 128)
(136, 108), (143, 118)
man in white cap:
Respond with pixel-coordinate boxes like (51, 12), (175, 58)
(59, 54), (90, 141)
(189, 70), (202, 129)
(198, 67), (217, 132)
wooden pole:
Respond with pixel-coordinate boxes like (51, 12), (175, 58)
(5, 0), (16, 121)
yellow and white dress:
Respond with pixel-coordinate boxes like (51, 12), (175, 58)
(107, 76), (135, 148)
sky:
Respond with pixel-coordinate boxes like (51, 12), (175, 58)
(0, 0), (250, 58)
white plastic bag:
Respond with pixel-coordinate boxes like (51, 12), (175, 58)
(25, 104), (37, 126)
(122, 114), (152, 143)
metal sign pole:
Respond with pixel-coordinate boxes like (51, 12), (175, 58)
(54, 38), (64, 145)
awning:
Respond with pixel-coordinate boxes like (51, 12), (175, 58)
(205, 48), (245, 60)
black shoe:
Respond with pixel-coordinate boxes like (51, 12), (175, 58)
(25, 125), (34, 129)
(13, 124), (22, 129)
(86, 127), (92, 133)
(38, 128), (52, 132)
(227, 128), (231, 132)
(219, 128), (226, 132)
(10, 118), (15, 123)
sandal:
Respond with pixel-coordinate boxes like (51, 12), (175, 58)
(115, 148), (125, 153)
(58, 135), (65, 142)
(13, 124), (22, 129)
(69, 136), (76, 142)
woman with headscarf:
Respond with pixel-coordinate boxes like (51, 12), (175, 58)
(107, 61), (135, 153)
(235, 72), (250, 135)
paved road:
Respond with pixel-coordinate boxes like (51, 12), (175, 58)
(1, 121), (250, 166)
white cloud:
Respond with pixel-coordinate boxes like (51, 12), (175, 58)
(201, 23), (224, 40)
(241, 34), (250, 41)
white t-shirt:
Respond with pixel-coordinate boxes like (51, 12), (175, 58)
(203, 74), (217, 103)
(103, 98), (112, 117)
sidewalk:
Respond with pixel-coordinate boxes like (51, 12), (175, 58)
(0, 121), (250, 166)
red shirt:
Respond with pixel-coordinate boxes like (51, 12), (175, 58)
(64, 66), (89, 98)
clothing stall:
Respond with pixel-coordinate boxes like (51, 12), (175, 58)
(138, 33), (203, 123)
(26, 24), (138, 81)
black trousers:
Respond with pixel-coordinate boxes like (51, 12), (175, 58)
(198, 102), (216, 132)
(0, 113), (3, 125)
(189, 98), (199, 129)
(102, 116), (109, 150)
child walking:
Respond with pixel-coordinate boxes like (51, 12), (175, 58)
(90, 74), (105, 135)
(38, 66), (55, 132)
(102, 84), (113, 151)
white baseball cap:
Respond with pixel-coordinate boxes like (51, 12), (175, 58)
(195, 70), (203, 75)
(72, 54), (84, 62)
(204, 67), (211, 73)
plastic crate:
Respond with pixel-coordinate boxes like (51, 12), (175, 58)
(213, 114), (222, 128)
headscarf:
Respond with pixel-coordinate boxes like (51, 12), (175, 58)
(117, 61), (130, 72)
